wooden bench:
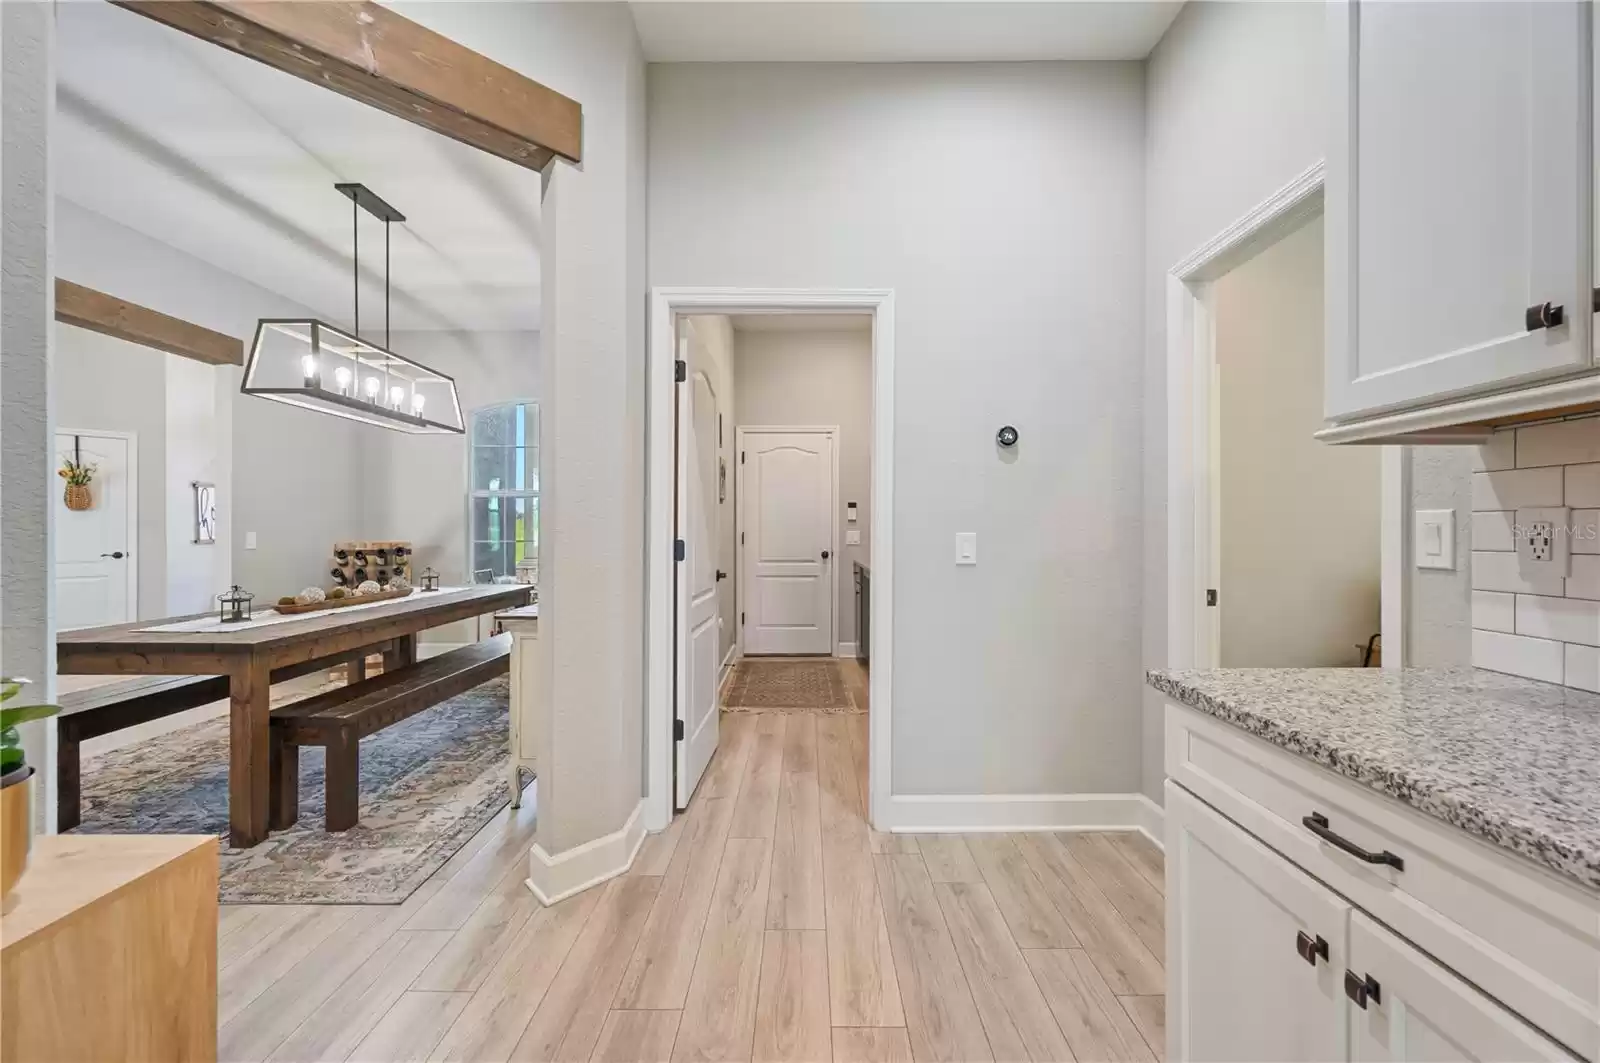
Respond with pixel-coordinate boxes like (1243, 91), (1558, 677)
(268, 635), (512, 833)
(55, 646), (392, 833)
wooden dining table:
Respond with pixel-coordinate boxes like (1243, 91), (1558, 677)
(57, 584), (531, 847)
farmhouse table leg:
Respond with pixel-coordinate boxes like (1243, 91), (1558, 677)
(57, 722), (82, 833)
(324, 731), (360, 832)
(229, 658), (272, 848)
(269, 727), (299, 830)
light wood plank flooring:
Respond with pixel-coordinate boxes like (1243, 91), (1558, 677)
(219, 703), (1165, 1062)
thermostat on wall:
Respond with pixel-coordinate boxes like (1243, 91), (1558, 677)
(847, 502), (858, 523)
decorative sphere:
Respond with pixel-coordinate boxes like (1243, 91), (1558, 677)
(357, 580), (383, 596)
(294, 586), (326, 606)
(388, 575), (411, 592)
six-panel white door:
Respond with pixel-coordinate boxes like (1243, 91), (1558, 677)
(55, 431), (135, 629)
(1167, 782), (1350, 1063)
(739, 428), (836, 656)
(1324, 0), (1592, 422)
(674, 341), (721, 808)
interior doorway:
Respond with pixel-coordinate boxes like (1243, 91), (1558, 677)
(53, 429), (138, 630)
(647, 288), (894, 831)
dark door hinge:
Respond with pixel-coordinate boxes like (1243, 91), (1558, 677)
(1593, 287), (1599, 313)
(674, 718), (685, 741)
(1206, 589), (1218, 607)
(740, 531), (745, 545)
(674, 539), (685, 562)
(740, 451), (745, 464)
(675, 359), (687, 383)
(741, 612), (746, 625)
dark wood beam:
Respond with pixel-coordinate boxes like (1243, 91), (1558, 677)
(55, 279), (244, 367)
(111, 1), (582, 170)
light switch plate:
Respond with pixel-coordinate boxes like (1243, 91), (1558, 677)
(245, 531), (258, 551)
(845, 529), (862, 546)
(1413, 509), (1455, 570)
(1515, 506), (1571, 577)
(955, 532), (977, 566)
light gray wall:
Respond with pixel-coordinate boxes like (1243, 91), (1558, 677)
(400, 1), (648, 853)
(1143, 1), (1327, 802)
(1407, 446), (1473, 667)
(1216, 218), (1381, 667)
(733, 327), (873, 649)
(651, 62), (1146, 797)
(53, 327), (168, 619)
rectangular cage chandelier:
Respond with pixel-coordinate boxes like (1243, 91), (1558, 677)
(240, 183), (465, 435)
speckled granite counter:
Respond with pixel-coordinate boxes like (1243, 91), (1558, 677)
(1147, 667), (1600, 893)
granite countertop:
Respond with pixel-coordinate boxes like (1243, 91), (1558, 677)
(1147, 667), (1600, 893)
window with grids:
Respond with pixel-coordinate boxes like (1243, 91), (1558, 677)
(469, 402), (538, 582)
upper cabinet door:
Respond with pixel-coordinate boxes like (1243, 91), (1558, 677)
(1325, 0), (1592, 423)
(1347, 912), (1576, 1063)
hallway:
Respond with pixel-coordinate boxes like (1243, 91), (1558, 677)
(215, 706), (1166, 1062)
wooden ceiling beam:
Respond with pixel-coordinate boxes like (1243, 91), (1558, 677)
(110, 1), (582, 171)
(55, 279), (244, 367)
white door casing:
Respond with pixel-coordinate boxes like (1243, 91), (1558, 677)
(675, 338), (721, 808)
(737, 427), (838, 656)
(1324, 0), (1592, 422)
(54, 430), (137, 629)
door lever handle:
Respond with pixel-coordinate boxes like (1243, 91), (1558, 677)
(100, 551), (126, 560)
(715, 570), (727, 581)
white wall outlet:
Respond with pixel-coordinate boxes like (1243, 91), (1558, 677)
(1515, 507), (1571, 577)
(845, 529), (862, 546)
(1414, 509), (1455, 570)
(955, 532), (978, 566)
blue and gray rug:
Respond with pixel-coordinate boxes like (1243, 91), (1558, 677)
(73, 676), (516, 905)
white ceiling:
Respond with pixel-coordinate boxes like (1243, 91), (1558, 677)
(629, 1), (1184, 62)
(731, 313), (873, 332)
(54, 1), (541, 334)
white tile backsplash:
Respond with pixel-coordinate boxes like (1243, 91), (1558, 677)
(1471, 418), (1600, 688)
(1472, 468), (1563, 511)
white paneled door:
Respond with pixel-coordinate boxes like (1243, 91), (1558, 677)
(55, 431), (136, 629)
(739, 427), (837, 656)
(675, 338), (721, 809)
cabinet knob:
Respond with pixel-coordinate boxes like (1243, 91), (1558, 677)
(1343, 970), (1381, 1010)
(1294, 930), (1329, 967)
(1526, 301), (1566, 331)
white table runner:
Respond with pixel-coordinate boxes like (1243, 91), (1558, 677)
(133, 588), (475, 634)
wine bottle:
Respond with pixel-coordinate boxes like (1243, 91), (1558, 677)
(354, 566), (368, 581)
(330, 568), (348, 586)
(375, 549), (390, 566)
(354, 550), (367, 565)
(334, 548), (349, 561)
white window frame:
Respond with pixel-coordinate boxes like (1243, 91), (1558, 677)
(466, 399), (539, 584)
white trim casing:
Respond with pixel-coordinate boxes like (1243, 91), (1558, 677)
(836, 642), (858, 659)
(524, 800), (646, 906)
(55, 426), (139, 627)
(736, 424), (841, 658)
(646, 288), (895, 834)
(888, 793), (1164, 849)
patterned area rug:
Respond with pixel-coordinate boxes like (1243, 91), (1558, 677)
(73, 677), (515, 905)
(722, 658), (861, 713)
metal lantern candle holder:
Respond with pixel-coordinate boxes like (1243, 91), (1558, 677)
(420, 567), (441, 592)
(218, 585), (255, 624)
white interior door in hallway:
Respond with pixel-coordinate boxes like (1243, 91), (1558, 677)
(738, 426), (838, 656)
(54, 430), (137, 630)
(675, 337), (722, 808)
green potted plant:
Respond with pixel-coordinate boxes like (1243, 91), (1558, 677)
(2, 678), (60, 900)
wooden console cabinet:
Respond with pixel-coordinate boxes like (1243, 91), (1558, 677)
(1, 834), (218, 1062)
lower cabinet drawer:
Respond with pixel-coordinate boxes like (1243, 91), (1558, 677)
(1166, 702), (1600, 1062)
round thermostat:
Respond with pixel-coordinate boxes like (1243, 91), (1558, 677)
(996, 425), (1019, 448)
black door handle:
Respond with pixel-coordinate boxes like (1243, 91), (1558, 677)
(821, 550), (831, 560)
(715, 570), (727, 581)
(100, 551), (126, 560)
(1302, 812), (1404, 870)
(1526, 301), (1566, 331)
(1294, 931), (1329, 967)
(1344, 970), (1381, 1009)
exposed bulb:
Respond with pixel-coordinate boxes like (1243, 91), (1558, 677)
(364, 376), (380, 400)
(301, 354), (317, 383)
(333, 366), (352, 395)
(389, 385), (405, 409)
(411, 393), (426, 414)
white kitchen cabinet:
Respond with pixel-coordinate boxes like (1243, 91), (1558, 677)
(1347, 912), (1575, 1063)
(1323, 0), (1593, 431)
(1167, 783), (1349, 1063)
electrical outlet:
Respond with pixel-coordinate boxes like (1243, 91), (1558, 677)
(1515, 507), (1571, 577)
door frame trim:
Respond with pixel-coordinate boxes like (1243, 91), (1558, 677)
(735, 424), (842, 658)
(647, 287), (894, 832)
(1165, 160), (1407, 670)
(55, 427), (139, 627)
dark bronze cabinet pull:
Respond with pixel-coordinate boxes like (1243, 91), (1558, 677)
(1294, 930), (1329, 967)
(1526, 301), (1566, 331)
(1302, 812), (1405, 870)
(1344, 970), (1381, 1009)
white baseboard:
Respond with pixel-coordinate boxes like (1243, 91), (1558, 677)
(720, 642), (739, 674)
(887, 792), (1164, 839)
(1132, 793), (1164, 850)
(525, 800), (645, 905)
(836, 642), (858, 659)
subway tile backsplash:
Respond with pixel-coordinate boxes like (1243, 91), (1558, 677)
(1471, 416), (1600, 686)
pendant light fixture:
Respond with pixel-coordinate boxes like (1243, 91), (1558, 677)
(240, 183), (465, 434)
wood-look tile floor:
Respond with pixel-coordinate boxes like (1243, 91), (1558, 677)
(218, 707), (1165, 1063)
